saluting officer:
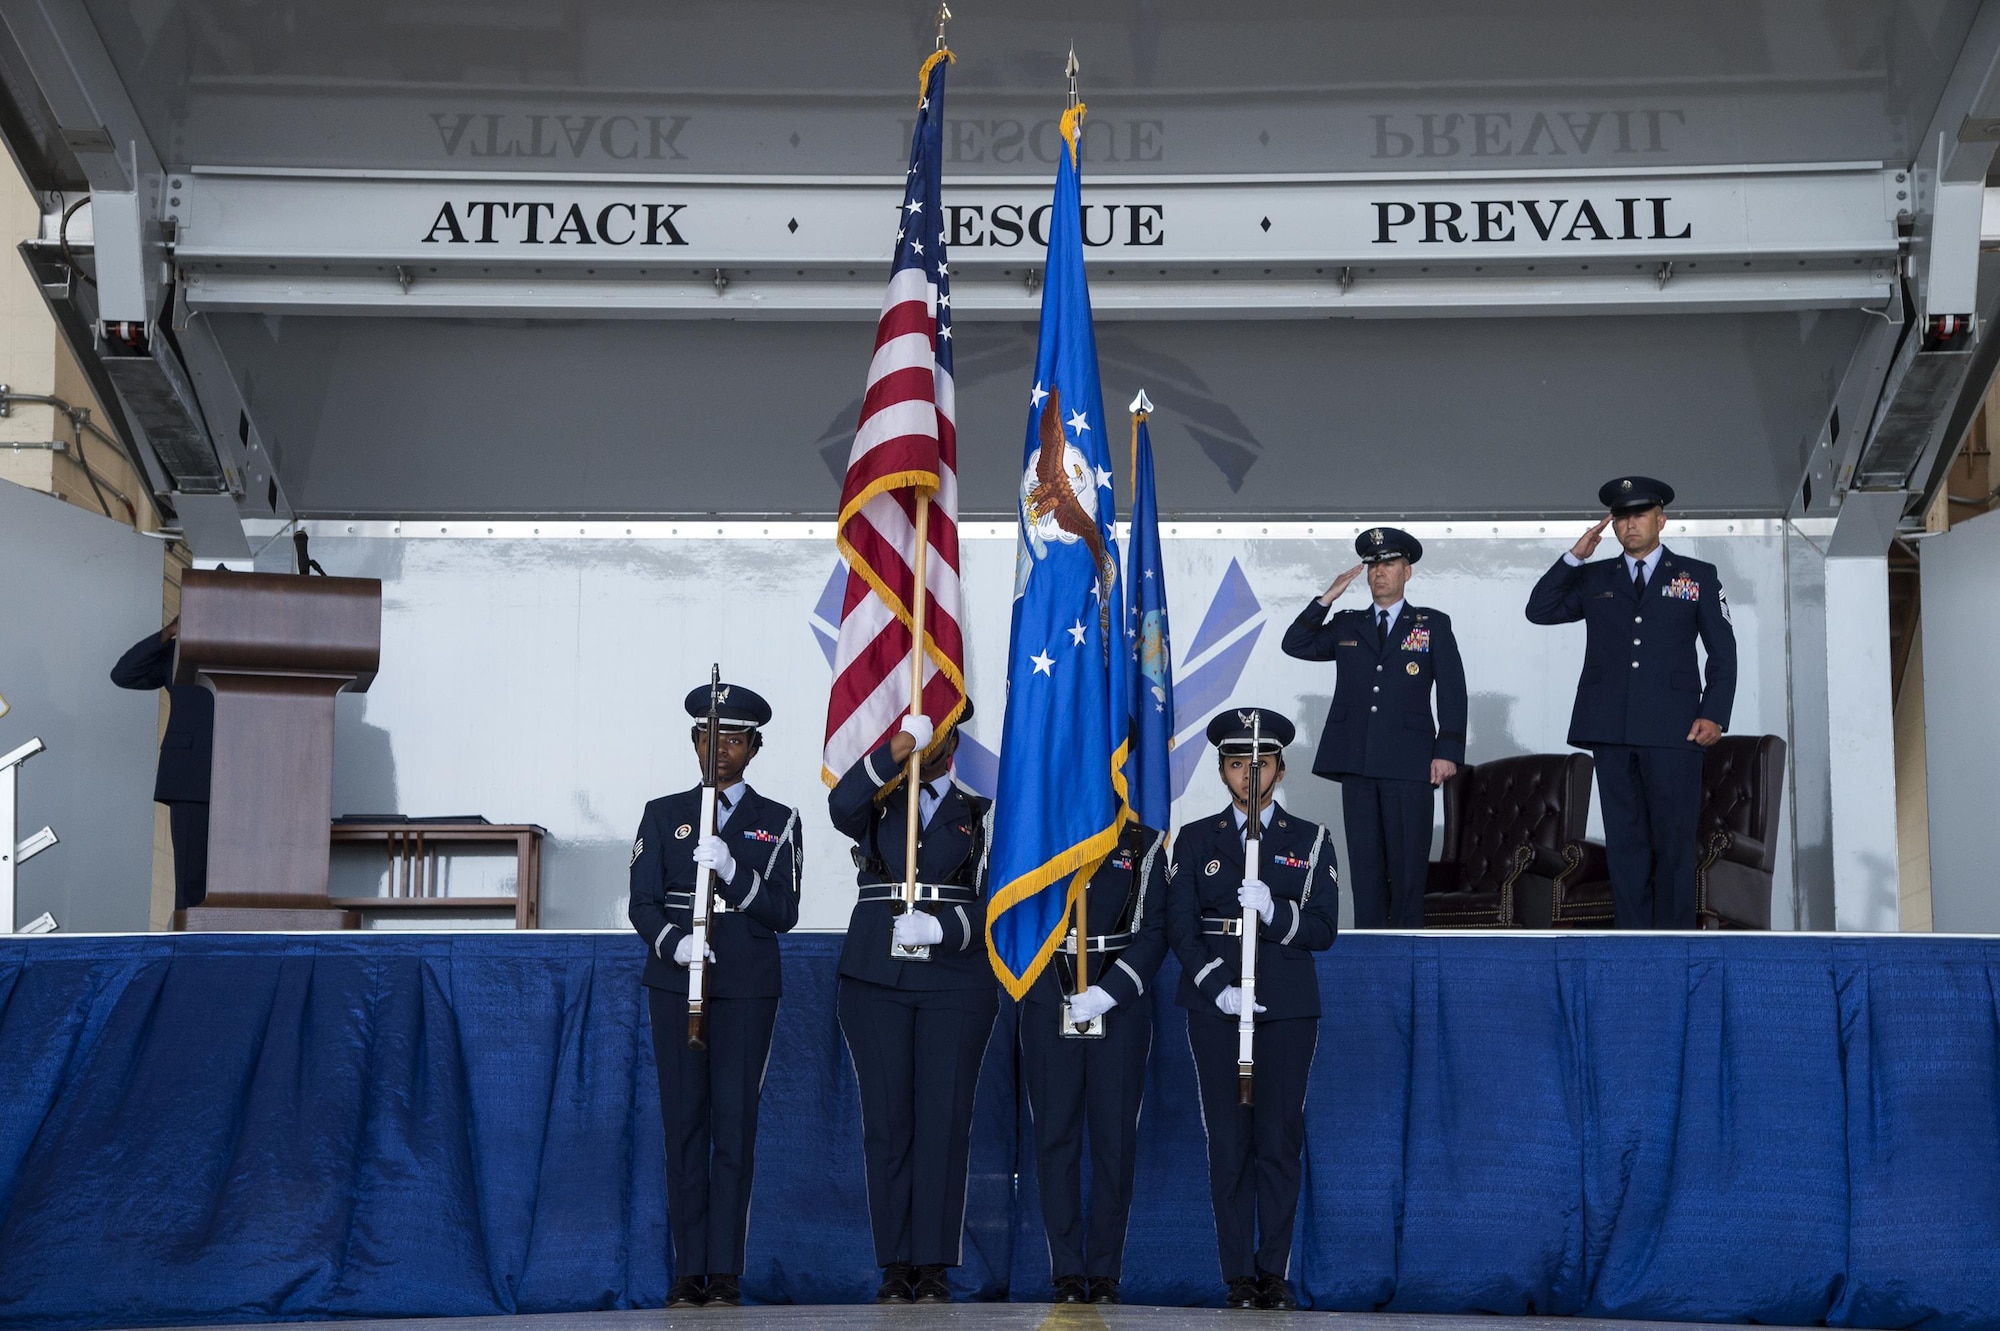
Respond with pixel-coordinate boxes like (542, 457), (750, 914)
(627, 683), (802, 1310)
(1166, 708), (1340, 1312)
(1526, 476), (1737, 929)
(1020, 818), (1170, 1306)
(829, 702), (996, 1306)
(1281, 526), (1467, 928)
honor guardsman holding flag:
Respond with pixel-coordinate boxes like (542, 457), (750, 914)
(1166, 705), (1339, 1311)
(1005, 76), (1170, 1303)
(627, 674), (802, 1309)
(824, 12), (997, 1308)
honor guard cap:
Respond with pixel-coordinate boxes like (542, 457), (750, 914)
(1206, 707), (1295, 753)
(1356, 526), (1423, 564)
(683, 682), (772, 730)
(1599, 475), (1675, 514)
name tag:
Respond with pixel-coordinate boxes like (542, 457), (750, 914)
(1338, 639), (1359, 647)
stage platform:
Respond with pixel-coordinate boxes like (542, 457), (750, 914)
(6, 930), (1998, 1331)
(129, 1311), (1819, 1331)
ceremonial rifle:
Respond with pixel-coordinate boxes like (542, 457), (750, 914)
(688, 664), (722, 1049)
(1237, 711), (1263, 1105)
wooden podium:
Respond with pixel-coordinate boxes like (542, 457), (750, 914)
(174, 569), (381, 930)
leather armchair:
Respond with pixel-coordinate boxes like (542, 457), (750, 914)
(1422, 753), (1594, 928)
(1555, 734), (1787, 929)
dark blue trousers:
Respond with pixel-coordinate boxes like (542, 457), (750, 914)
(1340, 775), (1434, 929)
(836, 977), (999, 1268)
(166, 801), (209, 910)
(1187, 1009), (1317, 1284)
(1591, 743), (1704, 929)
(646, 990), (779, 1278)
(1019, 995), (1153, 1281)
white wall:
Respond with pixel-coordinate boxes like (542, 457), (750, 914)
(1921, 510), (2000, 932)
(271, 518), (1803, 932)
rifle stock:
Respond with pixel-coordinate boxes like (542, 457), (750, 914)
(688, 664), (722, 1049)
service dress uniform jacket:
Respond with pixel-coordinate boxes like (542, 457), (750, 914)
(1526, 545), (1738, 928)
(1282, 601), (1467, 927)
(110, 631), (214, 909)
(828, 739), (1000, 1275)
(627, 783), (801, 1281)
(1019, 822), (1169, 1283)
(1166, 803), (1339, 1285)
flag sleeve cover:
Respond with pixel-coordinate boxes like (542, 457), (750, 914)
(822, 49), (965, 788)
(985, 105), (1133, 998)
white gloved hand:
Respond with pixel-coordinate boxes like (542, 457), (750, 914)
(1067, 985), (1117, 1023)
(893, 910), (945, 947)
(899, 713), (935, 750)
(692, 834), (737, 885)
(673, 934), (717, 967)
(1214, 986), (1267, 1017)
(1238, 878), (1275, 925)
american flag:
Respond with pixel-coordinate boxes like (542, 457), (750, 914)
(822, 50), (966, 785)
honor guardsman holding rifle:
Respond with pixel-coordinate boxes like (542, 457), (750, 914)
(829, 701), (996, 1306)
(1018, 813), (1169, 1305)
(1167, 708), (1338, 1311)
(627, 675), (801, 1309)
(1526, 476), (1736, 929)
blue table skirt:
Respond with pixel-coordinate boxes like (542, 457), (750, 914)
(1, 931), (1996, 1329)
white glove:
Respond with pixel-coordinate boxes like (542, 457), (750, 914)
(1067, 985), (1117, 1023)
(692, 834), (737, 886)
(1238, 878), (1275, 925)
(899, 713), (935, 750)
(1215, 986), (1266, 1017)
(893, 910), (945, 947)
(673, 934), (716, 967)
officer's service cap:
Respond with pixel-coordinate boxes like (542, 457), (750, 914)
(683, 682), (771, 730)
(1356, 526), (1423, 564)
(1599, 475), (1675, 514)
(1206, 706), (1295, 753)
(952, 696), (975, 725)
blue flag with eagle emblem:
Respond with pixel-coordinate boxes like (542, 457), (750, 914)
(986, 103), (1131, 999)
(1124, 401), (1175, 832)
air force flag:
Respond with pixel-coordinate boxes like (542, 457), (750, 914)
(986, 103), (1132, 998)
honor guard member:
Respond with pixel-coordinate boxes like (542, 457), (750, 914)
(1526, 477), (1737, 929)
(829, 702), (997, 1306)
(627, 683), (802, 1309)
(1166, 709), (1340, 1312)
(111, 618), (214, 911)
(1281, 526), (1467, 928)
(1020, 818), (1170, 1306)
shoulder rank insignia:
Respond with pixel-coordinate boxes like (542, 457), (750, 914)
(629, 837), (644, 866)
(1663, 572), (1700, 601)
(1401, 628), (1430, 651)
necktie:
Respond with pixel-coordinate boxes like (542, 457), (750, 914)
(1632, 561), (1647, 596)
(1377, 608), (1389, 640)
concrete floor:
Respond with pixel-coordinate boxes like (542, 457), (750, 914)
(131, 1307), (1810, 1331)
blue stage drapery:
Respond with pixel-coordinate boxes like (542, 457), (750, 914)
(2, 932), (1997, 1328)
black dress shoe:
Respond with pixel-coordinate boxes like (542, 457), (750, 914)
(913, 1264), (952, 1304)
(704, 1274), (740, 1307)
(1087, 1276), (1121, 1304)
(1225, 1277), (1261, 1309)
(1052, 1274), (1088, 1303)
(667, 1276), (706, 1308)
(875, 1263), (915, 1304)
(1257, 1273), (1298, 1311)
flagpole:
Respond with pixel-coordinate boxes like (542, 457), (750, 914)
(902, 491), (931, 937)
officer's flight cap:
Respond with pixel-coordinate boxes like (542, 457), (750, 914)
(1356, 526), (1423, 564)
(1599, 475), (1675, 515)
(683, 682), (772, 731)
(1206, 707), (1296, 753)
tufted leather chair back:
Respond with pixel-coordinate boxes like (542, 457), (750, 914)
(1699, 734), (1786, 871)
(1440, 754), (1594, 894)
